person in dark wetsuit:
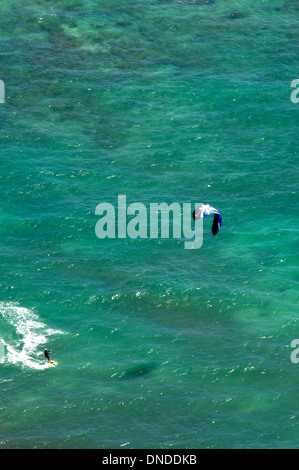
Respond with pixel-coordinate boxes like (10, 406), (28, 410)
(44, 348), (53, 363)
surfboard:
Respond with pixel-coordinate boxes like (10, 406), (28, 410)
(50, 361), (58, 365)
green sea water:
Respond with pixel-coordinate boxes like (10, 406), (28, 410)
(0, 0), (298, 449)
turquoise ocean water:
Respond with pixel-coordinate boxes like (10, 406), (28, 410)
(0, 0), (298, 449)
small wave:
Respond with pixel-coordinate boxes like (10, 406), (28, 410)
(0, 302), (66, 370)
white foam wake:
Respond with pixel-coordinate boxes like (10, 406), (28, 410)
(0, 302), (65, 370)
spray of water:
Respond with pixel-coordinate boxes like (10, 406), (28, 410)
(0, 302), (65, 370)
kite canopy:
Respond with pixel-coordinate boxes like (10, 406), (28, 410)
(192, 204), (222, 235)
